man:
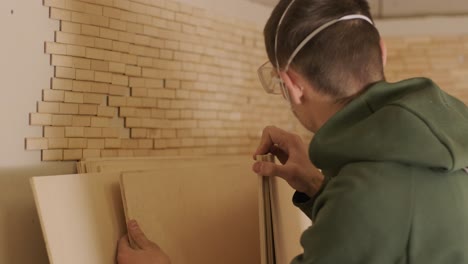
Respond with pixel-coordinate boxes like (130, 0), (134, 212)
(118, 0), (468, 263)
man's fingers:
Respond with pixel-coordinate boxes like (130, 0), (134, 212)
(253, 126), (291, 159)
(253, 161), (289, 178)
(118, 234), (131, 253)
(128, 220), (153, 250)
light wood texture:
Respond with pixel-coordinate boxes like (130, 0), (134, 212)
(78, 155), (248, 173)
(256, 154), (309, 264)
(30, 173), (126, 264)
(270, 177), (306, 264)
(256, 154), (275, 264)
(120, 158), (261, 264)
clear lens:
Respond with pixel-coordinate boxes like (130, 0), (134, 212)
(257, 62), (283, 95)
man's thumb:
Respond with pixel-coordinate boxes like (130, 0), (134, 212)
(128, 220), (152, 250)
(253, 161), (286, 178)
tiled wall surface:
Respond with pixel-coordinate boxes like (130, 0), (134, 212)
(26, 0), (299, 161)
(26, 0), (467, 161)
(385, 36), (468, 103)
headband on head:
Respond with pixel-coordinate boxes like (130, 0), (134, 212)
(274, 0), (375, 71)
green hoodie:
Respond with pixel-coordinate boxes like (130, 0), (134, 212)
(292, 78), (468, 264)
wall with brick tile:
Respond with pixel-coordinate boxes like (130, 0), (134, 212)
(377, 17), (468, 103)
(385, 35), (468, 102)
(23, 0), (302, 161)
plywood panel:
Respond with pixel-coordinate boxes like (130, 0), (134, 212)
(270, 177), (308, 264)
(256, 154), (275, 264)
(120, 160), (261, 264)
(80, 155), (250, 173)
(257, 154), (310, 264)
(30, 173), (125, 264)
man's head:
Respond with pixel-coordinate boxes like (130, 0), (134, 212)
(262, 0), (386, 132)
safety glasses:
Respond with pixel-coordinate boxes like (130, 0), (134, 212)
(257, 1), (374, 101)
(257, 61), (290, 100)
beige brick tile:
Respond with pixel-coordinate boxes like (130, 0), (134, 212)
(55, 67), (76, 79)
(113, 41), (130, 53)
(95, 71), (112, 83)
(26, 138), (48, 150)
(48, 138), (68, 149)
(68, 138), (87, 149)
(108, 96), (127, 106)
(45, 42), (67, 55)
(95, 38), (113, 50)
(42, 149), (63, 161)
(108, 85), (129, 96)
(50, 8), (71, 21)
(112, 74), (129, 86)
(83, 93), (106, 104)
(71, 11), (109, 27)
(110, 18), (127, 31)
(59, 103), (79, 114)
(79, 104), (98, 115)
(91, 82), (110, 94)
(65, 127), (85, 137)
(105, 138), (121, 148)
(38, 102), (60, 114)
(55, 32), (95, 47)
(102, 127), (120, 138)
(84, 127), (102, 138)
(52, 78), (73, 91)
(83, 149), (101, 158)
(91, 117), (111, 127)
(52, 55), (91, 69)
(72, 116), (91, 127)
(44, 126), (65, 138)
(60, 21), (81, 34)
(90, 60), (109, 71)
(51, 114), (73, 127)
(97, 106), (116, 117)
(72, 80), (92, 92)
(109, 62), (126, 73)
(87, 139), (105, 148)
(63, 149), (83, 160)
(81, 24), (100, 37)
(75, 69), (95, 81)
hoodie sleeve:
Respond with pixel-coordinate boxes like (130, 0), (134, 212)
(292, 176), (330, 220)
(290, 162), (413, 264)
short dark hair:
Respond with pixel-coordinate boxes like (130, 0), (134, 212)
(264, 0), (385, 100)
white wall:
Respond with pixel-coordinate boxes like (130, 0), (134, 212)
(0, 0), (59, 168)
(0, 1), (69, 263)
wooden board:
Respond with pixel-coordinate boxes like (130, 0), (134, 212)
(257, 154), (310, 264)
(79, 156), (236, 173)
(257, 154), (275, 264)
(120, 159), (261, 264)
(30, 173), (125, 264)
(270, 177), (308, 264)
(96, 156), (253, 173)
(32, 156), (248, 264)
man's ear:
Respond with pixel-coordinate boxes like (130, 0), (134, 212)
(380, 38), (387, 67)
(279, 71), (304, 105)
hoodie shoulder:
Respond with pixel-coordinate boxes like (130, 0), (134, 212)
(388, 79), (468, 171)
(310, 78), (468, 173)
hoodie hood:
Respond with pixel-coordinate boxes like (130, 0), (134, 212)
(310, 78), (468, 174)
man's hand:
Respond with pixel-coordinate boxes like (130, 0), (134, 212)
(253, 126), (324, 197)
(117, 220), (171, 264)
